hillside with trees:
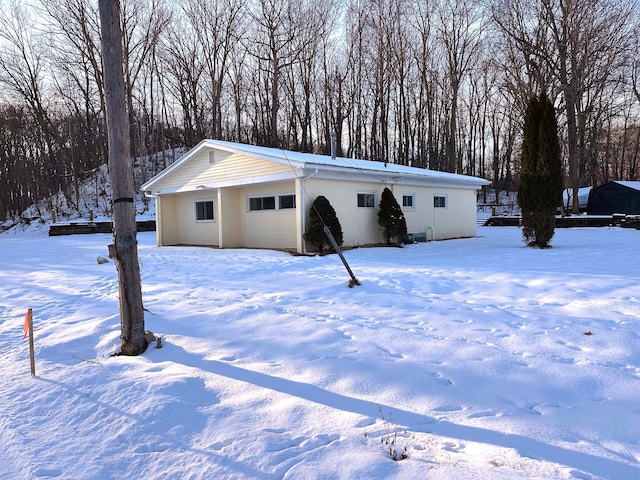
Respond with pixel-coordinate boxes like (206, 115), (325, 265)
(1, 0), (639, 225)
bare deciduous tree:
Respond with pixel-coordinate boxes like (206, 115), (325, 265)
(493, 0), (637, 211)
(247, 0), (327, 147)
(437, 0), (485, 173)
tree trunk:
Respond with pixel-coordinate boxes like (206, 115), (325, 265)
(99, 0), (147, 356)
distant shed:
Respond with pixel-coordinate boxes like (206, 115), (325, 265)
(562, 186), (591, 212)
(587, 181), (640, 215)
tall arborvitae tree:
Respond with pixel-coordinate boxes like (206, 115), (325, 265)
(378, 187), (407, 244)
(517, 92), (563, 248)
(304, 195), (343, 253)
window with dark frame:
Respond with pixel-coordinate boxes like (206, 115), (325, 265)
(357, 192), (375, 207)
(434, 195), (447, 208)
(195, 199), (214, 220)
(402, 194), (415, 208)
(249, 196), (275, 211)
(249, 194), (295, 211)
(279, 194), (296, 209)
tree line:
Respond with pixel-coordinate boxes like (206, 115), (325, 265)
(1, 0), (639, 222)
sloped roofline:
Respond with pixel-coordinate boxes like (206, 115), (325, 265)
(142, 139), (490, 191)
(613, 180), (640, 191)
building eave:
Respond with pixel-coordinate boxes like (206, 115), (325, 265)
(142, 139), (490, 193)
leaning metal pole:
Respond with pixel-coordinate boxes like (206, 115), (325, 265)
(323, 226), (361, 288)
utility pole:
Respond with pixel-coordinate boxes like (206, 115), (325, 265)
(99, 0), (147, 355)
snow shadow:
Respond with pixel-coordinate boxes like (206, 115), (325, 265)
(173, 344), (640, 479)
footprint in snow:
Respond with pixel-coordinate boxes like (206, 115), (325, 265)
(443, 441), (465, 453)
(433, 404), (463, 412)
(355, 417), (377, 428)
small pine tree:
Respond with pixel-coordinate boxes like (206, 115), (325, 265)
(304, 195), (343, 253)
(517, 92), (563, 248)
(378, 187), (407, 244)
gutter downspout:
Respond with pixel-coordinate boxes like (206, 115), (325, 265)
(143, 190), (159, 199)
(426, 225), (434, 241)
(300, 169), (319, 254)
(143, 190), (161, 246)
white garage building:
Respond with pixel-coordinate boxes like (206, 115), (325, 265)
(141, 140), (489, 253)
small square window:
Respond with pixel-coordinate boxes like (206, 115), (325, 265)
(195, 200), (214, 220)
(249, 197), (261, 211)
(262, 196), (276, 210)
(357, 192), (375, 207)
(434, 195), (447, 208)
(402, 194), (415, 208)
(279, 194), (296, 209)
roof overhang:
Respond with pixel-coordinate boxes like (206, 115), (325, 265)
(144, 170), (301, 196)
(301, 165), (489, 190)
(142, 139), (490, 194)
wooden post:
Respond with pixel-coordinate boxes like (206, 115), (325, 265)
(27, 308), (35, 376)
(99, 0), (147, 355)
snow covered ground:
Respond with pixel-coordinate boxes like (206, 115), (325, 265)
(0, 225), (639, 479)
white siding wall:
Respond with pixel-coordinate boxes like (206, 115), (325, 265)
(432, 188), (478, 239)
(303, 178), (384, 247)
(158, 192), (219, 246)
(157, 195), (178, 245)
(393, 187), (433, 237)
(394, 186), (477, 239)
(240, 181), (298, 250)
(302, 180), (478, 247)
(218, 188), (242, 248)
(179, 193), (219, 245)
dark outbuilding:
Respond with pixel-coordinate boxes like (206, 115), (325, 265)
(587, 181), (640, 215)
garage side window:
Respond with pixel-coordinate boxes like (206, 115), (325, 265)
(434, 195), (447, 208)
(249, 194), (295, 211)
(249, 196), (276, 211)
(357, 192), (376, 207)
(195, 199), (214, 221)
(279, 194), (296, 209)
(402, 193), (416, 209)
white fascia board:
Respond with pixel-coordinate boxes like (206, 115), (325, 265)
(304, 165), (489, 190)
(396, 174), (490, 189)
